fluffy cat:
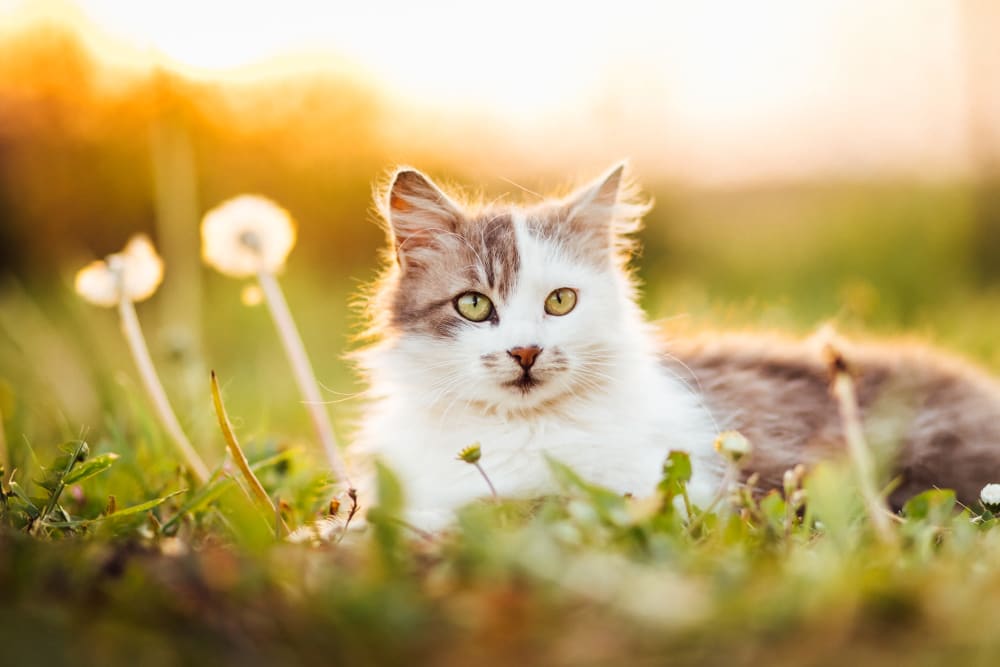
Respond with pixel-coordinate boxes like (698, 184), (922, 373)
(352, 164), (1000, 528)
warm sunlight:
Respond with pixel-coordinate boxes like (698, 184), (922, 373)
(1, 0), (978, 184)
(7, 3), (1000, 664)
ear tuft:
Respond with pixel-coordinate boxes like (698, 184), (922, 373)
(558, 161), (648, 259)
(388, 169), (438, 212)
(564, 161), (628, 222)
(382, 167), (464, 269)
(591, 162), (625, 208)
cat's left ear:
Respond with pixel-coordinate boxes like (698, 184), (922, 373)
(559, 161), (646, 257)
(383, 167), (464, 271)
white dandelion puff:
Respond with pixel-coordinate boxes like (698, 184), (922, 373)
(201, 195), (296, 277)
(74, 235), (209, 484)
(74, 234), (164, 307)
(200, 195), (353, 491)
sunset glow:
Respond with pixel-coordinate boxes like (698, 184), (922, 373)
(0, 0), (986, 184)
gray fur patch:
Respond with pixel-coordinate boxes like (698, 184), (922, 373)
(664, 332), (1000, 510)
(389, 210), (520, 338)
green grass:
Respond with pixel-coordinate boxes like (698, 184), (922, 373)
(5, 182), (1000, 665)
(4, 427), (1000, 666)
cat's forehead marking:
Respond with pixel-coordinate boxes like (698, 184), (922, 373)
(472, 211), (519, 299)
(388, 210), (520, 338)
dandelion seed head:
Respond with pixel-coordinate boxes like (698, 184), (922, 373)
(75, 260), (120, 307)
(74, 234), (164, 307)
(201, 195), (297, 277)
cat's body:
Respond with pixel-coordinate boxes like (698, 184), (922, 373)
(353, 164), (1000, 527)
(669, 331), (1000, 509)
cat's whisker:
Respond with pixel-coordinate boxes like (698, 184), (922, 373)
(436, 381), (473, 429)
(424, 374), (467, 406)
(300, 396), (360, 406)
(498, 176), (544, 201)
(660, 349), (710, 397)
(655, 362), (723, 436)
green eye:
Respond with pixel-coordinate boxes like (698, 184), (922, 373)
(545, 288), (577, 316)
(455, 291), (494, 322)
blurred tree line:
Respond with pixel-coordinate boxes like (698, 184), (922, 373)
(3, 18), (1000, 352)
(963, 0), (1000, 284)
(0, 24), (393, 279)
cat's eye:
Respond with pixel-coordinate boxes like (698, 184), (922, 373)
(545, 288), (577, 316)
(455, 291), (494, 322)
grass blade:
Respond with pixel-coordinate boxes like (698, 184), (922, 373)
(209, 370), (288, 537)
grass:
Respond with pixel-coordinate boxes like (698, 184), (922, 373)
(5, 183), (1000, 665)
(4, 423), (1000, 666)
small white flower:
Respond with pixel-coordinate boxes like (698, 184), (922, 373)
(201, 195), (297, 277)
(980, 483), (1000, 510)
(714, 430), (752, 463)
(74, 234), (164, 307)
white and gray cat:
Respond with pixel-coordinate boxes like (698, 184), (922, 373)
(352, 163), (1000, 528)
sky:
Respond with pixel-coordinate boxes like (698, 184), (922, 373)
(1, 0), (995, 185)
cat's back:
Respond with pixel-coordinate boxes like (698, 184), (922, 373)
(662, 329), (1000, 507)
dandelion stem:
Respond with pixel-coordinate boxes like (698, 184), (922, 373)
(474, 462), (499, 502)
(256, 269), (352, 488)
(687, 464), (738, 535)
(210, 371), (288, 537)
(830, 360), (895, 545)
(118, 296), (209, 484)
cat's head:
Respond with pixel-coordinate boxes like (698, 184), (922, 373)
(359, 163), (651, 415)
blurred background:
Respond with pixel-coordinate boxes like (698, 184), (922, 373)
(2, 0), (1000, 464)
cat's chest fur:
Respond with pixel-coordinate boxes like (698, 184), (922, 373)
(359, 359), (720, 526)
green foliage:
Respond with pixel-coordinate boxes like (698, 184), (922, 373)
(367, 460), (406, 573)
(1, 403), (1000, 665)
(658, 449), (693, 513)
(63, 452), (119, 486)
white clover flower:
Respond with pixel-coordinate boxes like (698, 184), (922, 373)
(74, 234), (164, 307)
(714, 430), (752, 464)
(981, 483), (1000, 511)
(201, 195), (297, 277)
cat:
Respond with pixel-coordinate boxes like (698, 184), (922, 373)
(352, 163), (1000, 528)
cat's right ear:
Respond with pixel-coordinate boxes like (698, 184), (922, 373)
(384, 168), (463, 269)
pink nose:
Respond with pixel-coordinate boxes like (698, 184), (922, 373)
(508, 346), (542, 370)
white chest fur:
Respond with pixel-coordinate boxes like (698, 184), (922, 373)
(357, 359), (721, 529)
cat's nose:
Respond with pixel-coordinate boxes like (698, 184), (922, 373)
(508, 345), (542, 370)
